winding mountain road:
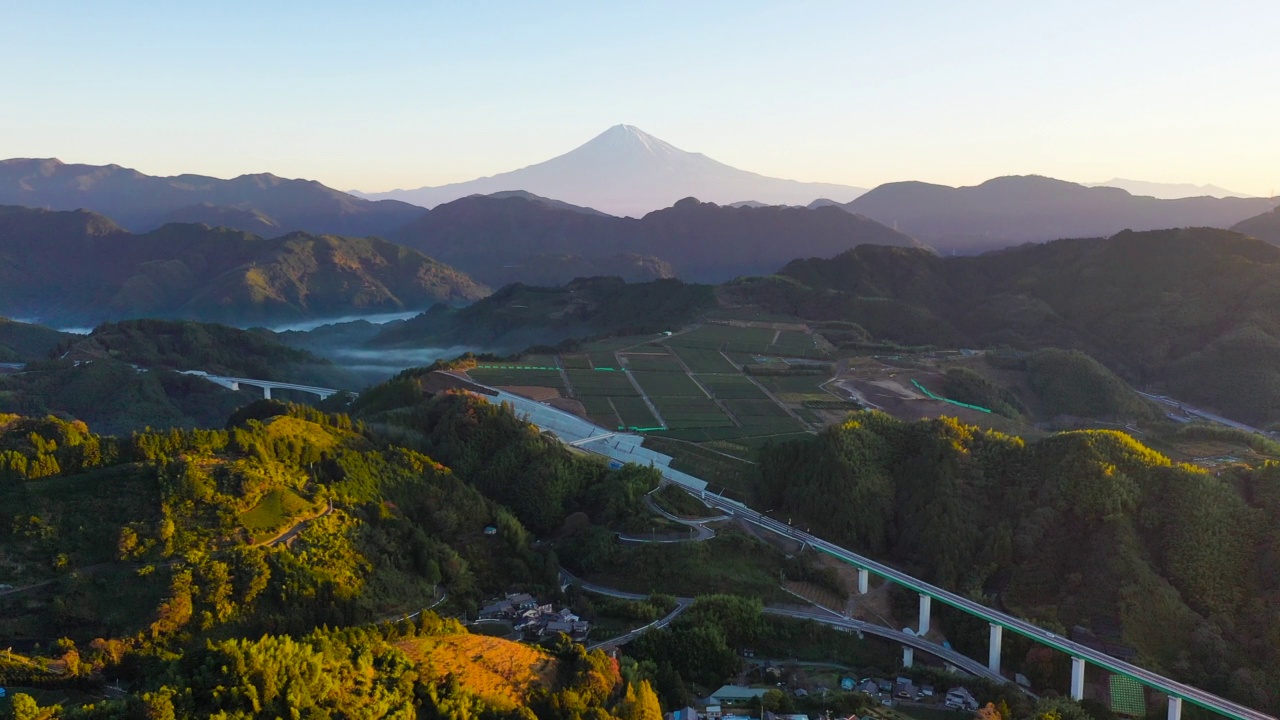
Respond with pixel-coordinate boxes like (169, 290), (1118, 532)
(559, 568), (1003, 681)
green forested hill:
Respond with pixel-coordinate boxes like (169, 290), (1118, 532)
(66, 319), (330, 380)
(0, 317), (72, 362)
(0, 393), (663, 720)
(726, 228), (1280, 425)
(759, 411), (1280, 711)
(0, 319), (361, 434)
(0, 205), (488, 327)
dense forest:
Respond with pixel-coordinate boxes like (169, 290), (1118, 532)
(758, 411), (1280, 712)
(725, 227), (1280, 426)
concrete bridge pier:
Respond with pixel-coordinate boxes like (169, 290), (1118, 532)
(1167, 697), (1182, 720)
(262, 386), (272, 400)
(903, 646), (914, 668)
(857, 568), (869, 594)
(1070, 657), (1085, 700)
(988, 623), (1002, 673)
(918, 594), (931, 636)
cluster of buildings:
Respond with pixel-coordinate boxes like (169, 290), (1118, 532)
(477, 592), (590, 641)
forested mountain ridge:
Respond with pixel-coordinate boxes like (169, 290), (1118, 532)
(0, 205), (488, 326)
(841, 175), (1273, 254)
(759, 412), (1280, 711)
(727, 227), (1280, 425)
(371, 276), (717, 352)
(0, 157), (426, 236)
(0, 317), (71, 362)
(394, 193), (922, 285)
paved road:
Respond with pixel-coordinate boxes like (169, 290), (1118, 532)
(261, 499), (334, 548)
(589, 602), (691, 650)
(692, 492), (1274, 720)
(559, 569), (1003, 682)
(1137, 391), (1273, 437)
(181, 371), (341, 400)
(615, 493), (725, 542)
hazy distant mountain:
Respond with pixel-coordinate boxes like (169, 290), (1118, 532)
(841, 175), (1273, 254)
(0, 158), (426, 236)
(481, 190), (612, 216)
(806, 198), (845, 209)
(1086, 177), (1254, 199)
(158, 202), (281, 233)
(0, 205), (486, 326)
(358, 125), (867, 217)
(1232, 206), (1280, 245)
(394, 192), (921, 286)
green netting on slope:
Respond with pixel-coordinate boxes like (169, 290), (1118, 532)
(1109, 675), (1147, 716)
(910, 379), (993, 414)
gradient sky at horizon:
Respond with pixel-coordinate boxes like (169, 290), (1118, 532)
(2, 0), (1277, 195)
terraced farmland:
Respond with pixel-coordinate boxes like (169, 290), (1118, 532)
(697, 374), (769, 400)
(632, 370), (706, 399)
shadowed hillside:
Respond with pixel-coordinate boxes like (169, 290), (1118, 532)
(0, 205), (487, 326)
(727, 227), (1280, 425)
(0, 157), (426, 236)
(841, 175), (1273, 253)
(1232, 206), (1280, 245)
(396, 193), (922, 285)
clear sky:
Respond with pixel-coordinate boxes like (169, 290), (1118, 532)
(2, 0), (1276, 195)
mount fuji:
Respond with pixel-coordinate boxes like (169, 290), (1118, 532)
(357, 125), (866, 217)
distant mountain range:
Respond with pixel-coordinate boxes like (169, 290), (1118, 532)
(357, 125), (868, 217)
(0, 206), (486, 327)
(1086, 177), (1255, 199)
(839, 175), (1274, 254)
(0, 158), (425, 236)
(393, 192), (923, 285)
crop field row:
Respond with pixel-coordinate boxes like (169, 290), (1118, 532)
(467, 368), (564, 389)
(663, 324), (829, 359)
(669, 345), (736, 373)
(611, 396), (660, 429)
(588, 352), (621, 370)
(559, 354), (593, 369)
(564, 369), (638, 396)
(579, 396), (616, 417)
(725, 399), (792, 418)
(755, 374), (832, 400)
(619, 352), (684, 373)
(769, 330), (820, 350)
(666, 324), (778, 351)
(696, 374), (768, 400)
(633, 370), (706, 398)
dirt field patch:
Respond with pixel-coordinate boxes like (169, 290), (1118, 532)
(548, 397), (588, 416)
